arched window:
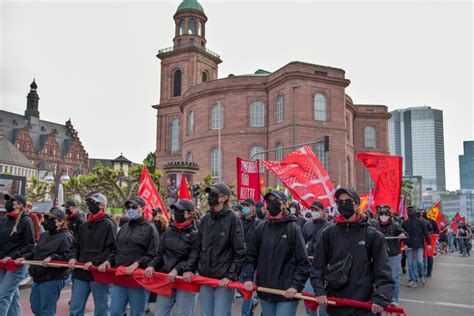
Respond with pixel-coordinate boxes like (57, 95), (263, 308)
(314, 93), (327, 121)
(275, 143), (283, 161)
(202, 70), (209, 82)
(187, 111), (194, 135)
(198, 20), (203, 36)
(250, 146), (265, 162)
(186, 152), (193, 163)
(276, 96), (284, 123)
(170, 119), (180, 152)
(346, 156), (352, 186)
(188, 18), (195, 34)
(178, 19), (184, 35)
(250, 101), (265, 127)
(173, 69), (182, 97)
(211, 103), (223, 129)
(346, 115), (351, 141)
(364, 126), (376, 148)
(211, 148), (220, 178)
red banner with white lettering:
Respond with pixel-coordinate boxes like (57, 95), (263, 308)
(236, 158), (261, 202)
(138, 166), (168, 220)
(355, 152), (402, 212)
(260, 146), (335, 208)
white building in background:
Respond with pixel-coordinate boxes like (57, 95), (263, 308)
(0, 131), (38, 182)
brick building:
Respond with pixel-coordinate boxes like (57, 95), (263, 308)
(154, 0), (390, 193)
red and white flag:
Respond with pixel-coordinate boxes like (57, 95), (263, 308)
(260, 145), (335, 208)
(138, 166), (168, 220)
(236, 158), (261, 202)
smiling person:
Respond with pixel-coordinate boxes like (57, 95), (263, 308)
(311, 188), (394, 316)
(0, 194), (34, 315)
(98, 196), (159, 316)
(16, 208), (73, 316)
(182, 183), (246, 316)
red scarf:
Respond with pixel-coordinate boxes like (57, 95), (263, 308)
(89, 211), (106, 222)
(335, 214), (361, 223)
(7, 212), (20, 218)
(67, 210), (77, 220)
(174, 220), (193, 230)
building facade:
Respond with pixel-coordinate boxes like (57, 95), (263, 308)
(154, 0), (391, 193)
(389, 107), (446, 191)
(459, 141), (474, 190)
(0, 80), (89, 181)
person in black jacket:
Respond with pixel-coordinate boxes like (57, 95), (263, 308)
(311, 188), (394, 316)
(243, 190), (310, 316)
(402, 207), (431, 287)
(98, 196), (159, 316)
(422, 209), (439, 277)
(289, 201), (306, 228)
(68, 193), (117, 316)
(145, 199), (198, 316)
(16, 208), (73, 316)
(182, 183), (246, 316)
(373, 205), (407, 306)
(63, 200), (84, 237)
(0, 194), (34, 316)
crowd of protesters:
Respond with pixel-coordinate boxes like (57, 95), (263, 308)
(0, 184), (472, 316)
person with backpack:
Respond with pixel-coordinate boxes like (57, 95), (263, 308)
(311, 188), (394, 316)
(373, 205), (407, 306)
(182, 183), (246, 316)
(68, 193), (117, 316)
(243, 190), (310, 316)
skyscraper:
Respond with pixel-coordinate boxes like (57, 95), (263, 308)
(389, 107), (446, 191)
(459, 141), (474, 190)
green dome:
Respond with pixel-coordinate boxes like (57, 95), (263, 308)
(176, 0), (204, 14)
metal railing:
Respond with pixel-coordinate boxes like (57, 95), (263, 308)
(158, 42), (220, 59)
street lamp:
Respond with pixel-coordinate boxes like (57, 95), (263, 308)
(292, 83), (302, 148)
(60, 173), (70, 184)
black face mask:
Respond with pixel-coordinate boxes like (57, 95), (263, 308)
(87, 202), (101, 215)
(207, 193), (220, 207)
(5, 200), (15, 213)
(43, 219), (57, 232)
(336, 199), (355, 219)
(267, 200), (282, 217)
(174, 210), (186, 223)
(256, 209), (266, 219)
(65, 208), (72, 215)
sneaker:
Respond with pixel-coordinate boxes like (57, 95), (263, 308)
(407, 282), (417, 288)
(402, 268), (407, 274)
(391, 302), (399, 307)
(420, 277), (427, 285)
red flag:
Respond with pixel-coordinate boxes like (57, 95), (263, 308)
(138, 166), (168, 220)
(355, 153), (402, 212)
(236, 158), (261, 202)
(426, 202), (447, 231)
(451, 212), (464, 232)
(178, 173), (191, 200)
(260, 146), (335, 208)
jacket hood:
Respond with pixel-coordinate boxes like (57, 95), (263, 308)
(267, 214), (297, 224)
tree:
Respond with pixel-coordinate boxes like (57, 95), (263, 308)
(402, 179), (414, 207)
(143, 152), (157, 174)
(26, 178), (53, 204)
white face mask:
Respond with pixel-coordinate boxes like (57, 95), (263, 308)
(311, 211), (322, 220)
(290, 207), (297, 215)
(380, 215), (390, 223)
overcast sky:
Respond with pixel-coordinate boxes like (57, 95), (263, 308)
(1, 0), (472, 191)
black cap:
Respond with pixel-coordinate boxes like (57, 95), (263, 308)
(170, 199), (195, 213)
(62, 200), (77, 207)
(205, 183), (231, 196)
(255, 201), (264, 210)
(125, 196), (147, 208)
(310, 200), (325, 210)
(4, 194), (26, 207)
(45, 207), (66, 221)
(263, 190), (288, 201)
(335, 188), (360, 204)
(242, 198), (256, 206)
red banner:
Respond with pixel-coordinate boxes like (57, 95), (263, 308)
(138, 166), (168, 220)
(451, 212), (465, 232)
(355, 153), (402, 212)
(426, 202), (448, 231)
(178, 173), (191, 200)
(424, 234), (439, 257)
(260, 146), (335, 208)
(236, 158), (261, 201)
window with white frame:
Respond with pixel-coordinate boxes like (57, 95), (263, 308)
(187, 152), (193, 163)
(188, 18), (195, 34)
(211, 148), (220, 178)
(276, 96), (284, 123)
(178, 19), (184, 35)
(275, 143), (283, 161)
(211, 103), (223, 129)
(315, 141), (328, 170)
(314, 93), (327, 121)
(250, 101), (265, 127)
(364, 126), (377, 148)
(170, 119), (180, 152)
(187, 111), (194, 135)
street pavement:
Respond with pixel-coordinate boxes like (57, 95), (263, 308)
(19, 252), (473, 315)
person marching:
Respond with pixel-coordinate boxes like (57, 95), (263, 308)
(373, 205), (407, 306)
(289, 201), (307, 228)
(0, 194), (34, 315)
(243, 190), (310, 316)
(63, 200), (84, 237)
(98, 196), (159, 316)
(25, 201), (41, 243)
(15, 208), (73, 316)
(182, 183), (246, 316)
(144, 199), (198, 316)
(68, 193), (117, 316)
(311, 188), (394, 316)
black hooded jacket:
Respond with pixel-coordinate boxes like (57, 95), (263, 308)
(107, 217), (159, 268)
(68, 214), (117, 281)
(241, 215), (262, 246)
(183, 207), (246, 281)
(243, 215), (310, 302)
(67, 213), (85, 236)
(402, 216), (430, 249)
(311, 216), (394, 315)
(373, 220), (407, 257)
(0, 213), (34, 260)
(27, 229), (73, 283)
(148, 221), (198, 274)
(302, 219), (333, 257)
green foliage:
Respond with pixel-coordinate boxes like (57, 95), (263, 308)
(143, 152), (157, 174)
(26, 178), (52, 204)
(402, 180), (414, 207)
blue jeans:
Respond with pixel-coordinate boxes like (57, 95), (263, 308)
(388, 255), (401, 302)
(303, 279), (328, 316)
(240, 272), (256, 316)
(110, 285), (149, 316)
(448, 234), (455, 252)
(30, 279), (66, 316)
(70, 279), (111, 316)
(154, 288), (197, 316)
(199, 285), (235, 316)
(260, 299), (299, 316)
(407, 248), (424, 282)
(0, 265), (28, 316)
